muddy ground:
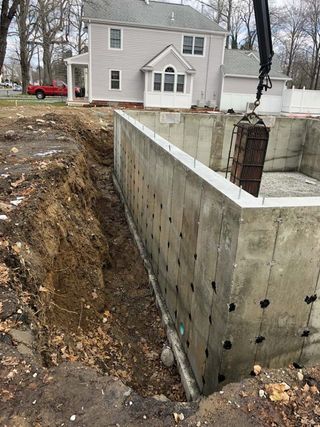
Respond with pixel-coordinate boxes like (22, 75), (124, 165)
(0, 105), (320, 427)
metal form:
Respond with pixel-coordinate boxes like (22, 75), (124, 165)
(226, 114), (270, 197)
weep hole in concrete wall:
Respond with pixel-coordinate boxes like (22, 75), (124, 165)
(114, 110), (320, 396)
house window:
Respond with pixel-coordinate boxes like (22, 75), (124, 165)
(110, 70), (121, 90)
(194, 37), (204, 55)
(164, 67), (175, 92)
(110, 28), (122, 49)
(177, 75), (185, 93)
(153, 67), (186, 94)
(154, 73), (162, 91)
(183, 36), (193, 55)
(183, 35), (204, 55)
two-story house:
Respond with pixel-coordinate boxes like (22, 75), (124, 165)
(66, 0), (289, 112)
(66, 0), (228, 109)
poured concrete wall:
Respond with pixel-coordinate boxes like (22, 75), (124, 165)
(300, 119), (320, 180)
(223, 205), (320, 383)
(114, 110), (320, 395)
(127, 111), (309, 174)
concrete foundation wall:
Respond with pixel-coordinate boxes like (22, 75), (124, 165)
(114, 110), (320, 395)
(127, 111), (309, 174)
(222, 205), (320, 384)
(300, 119), (320, 181)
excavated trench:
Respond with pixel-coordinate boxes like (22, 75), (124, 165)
(0, 112), (184, 401)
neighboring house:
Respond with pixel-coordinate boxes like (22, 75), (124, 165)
(65, 0), (289, 112)
(220, 50), (289, 113)
(66, 0), (228, 108)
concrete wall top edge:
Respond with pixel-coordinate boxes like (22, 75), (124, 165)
(116, 110), (320, 209)
(126, 109), (315, 121)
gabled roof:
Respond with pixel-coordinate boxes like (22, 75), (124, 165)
(83, 0), (226, 34)
(222, 49), (289, 80)
(141, 45), (196, 73)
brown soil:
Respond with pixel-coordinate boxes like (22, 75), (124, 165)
(0, 109), (184, 401)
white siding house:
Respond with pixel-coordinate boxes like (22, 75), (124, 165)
(220, 50), (289, 114)
(65, 0), (289, 112)
(66, 0), (227, 108)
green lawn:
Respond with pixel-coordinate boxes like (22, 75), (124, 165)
(0, 99), (66, 107)
(0, 91), (30, 98)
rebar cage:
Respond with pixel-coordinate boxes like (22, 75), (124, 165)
(226, 116), (270, 198)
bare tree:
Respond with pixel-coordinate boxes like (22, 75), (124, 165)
(0, 0), (20, 74)
(272, 0), (306, 76)
(16, 0), (38, 92)
(239, 0), (256, 49)
(290, 49), (313, 87)
(193, 0), (234, 48)
(230, 0), (242, 49)
(303, 0), (320, 89)
(283, 4), (305, 76)
(66, 0), (87, 54)
(35, 0), (68, 84)
(208, 0), (233, 47)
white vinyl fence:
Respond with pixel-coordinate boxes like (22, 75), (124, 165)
(282, 87), (320, 114)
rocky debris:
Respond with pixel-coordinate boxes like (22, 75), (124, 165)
(0, 333), (13, 345)
(173, 412), (185, 423)
(297, 371), (304, 381)
(258, 389), (266, 398)
(253, 365), (262, 376)
(9, 329), (33, 348)
(4, 130), (16, 140)
(161, 346), (175, 368)
(153, 394), (170, 402)
(8, 329), (35, 357)
(0, 201), (13, 214)
(10, 197), (24, 207)
(16, 343), (33, 357)
(0, 291), (18, 321)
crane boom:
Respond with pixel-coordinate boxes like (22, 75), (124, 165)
(253, 0), (274, 104)
(226, 0), (275, 198)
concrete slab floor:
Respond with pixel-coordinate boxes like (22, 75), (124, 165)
(219, 172), (320, 197)
(259, 172), (320, 197)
